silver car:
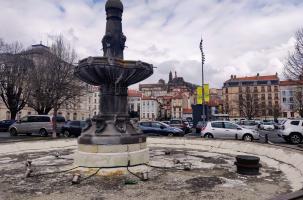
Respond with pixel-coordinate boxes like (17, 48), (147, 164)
(201, 121), (259, 141)
(9, 115), (66, 136)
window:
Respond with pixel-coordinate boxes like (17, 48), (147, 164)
(224, 122), (238, 129)
(283, 112), (287, 118)
(282, 97), (286, 103)
(291, 112), (295, 118)
(282, 91), (286, 96)
(211, 122), (224, 128)
(70, 121), (80, 126)
(290, 121), (299, 126)
(267, 86), (272, 92)
(290, 97), (294, 103)
(38, 116), (51, 122)
(140, 122), (150, 127)
(261, 86), (265, 92)
(274, 86), (278, 91)
(151, 122), (161, 128)
(6, 111), (10, 120)
(27, 116), (37, 122)
(20, 116), (28, 123)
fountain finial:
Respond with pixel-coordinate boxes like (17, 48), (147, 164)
(105, 0), (123, 11)
(102, 0), (125, 59)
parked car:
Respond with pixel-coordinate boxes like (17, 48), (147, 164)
(201, 121), (259, 142)
(195, 121), (207, 133)
(139, 121), (184, 137)
(9, 115), (66, 136)
(259, 122), (275, 130)
(61, 120), (87, 137)
(279, 119), (303, 144)
(161, 121), (170, 125)
(238, 120), (259, 130)
(0, 120), (16, 132)
(170, 119), (191, 134)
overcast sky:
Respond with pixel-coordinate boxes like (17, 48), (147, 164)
(1, 0), (302, 88)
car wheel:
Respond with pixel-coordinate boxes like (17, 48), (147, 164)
(204, 133), (214, 139)
(39, 129), (48, 137)
(289, 133), (302, 144)
(63, 130), (71, 138)
(168, 133), (174, 137)
(10, 128), (18, 136)
(243, 134), (253, 142)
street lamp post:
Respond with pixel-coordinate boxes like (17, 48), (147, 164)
(200, 37), (206, 125)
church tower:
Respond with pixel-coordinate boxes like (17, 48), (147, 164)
(169, 71), (173, 82)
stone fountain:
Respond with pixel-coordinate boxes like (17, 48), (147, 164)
(74, 0), (153, 168)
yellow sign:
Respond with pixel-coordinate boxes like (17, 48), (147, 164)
(197, 84), (209, 104)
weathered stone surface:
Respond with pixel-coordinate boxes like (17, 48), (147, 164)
(74, 148), (149, 167)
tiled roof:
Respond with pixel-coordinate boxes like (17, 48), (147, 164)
(183, 108), (192, 114)
(280, 80), (303, 86)
(228, 75), (278, 82)
(128, 89), (142, 97)
(172, 94), (183, 99)
(157, 96), (172, 100)
(142, 96), (156, 100)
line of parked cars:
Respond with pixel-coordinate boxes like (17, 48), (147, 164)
(0, 115), (87, 137)
(4, 114), (302, 145)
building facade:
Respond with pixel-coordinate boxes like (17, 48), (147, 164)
(223, 74), (280, 119)
(128, 89), (142, 118)
(280, 80), (303, 118)
(140, 96), (159, 120)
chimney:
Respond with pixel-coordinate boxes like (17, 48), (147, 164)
(257, 73), (260, 77)
(230, 75), (233, 79)
(234, 75), (236, 79)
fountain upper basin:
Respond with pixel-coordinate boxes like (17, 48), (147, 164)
(75, 57), (153, 86)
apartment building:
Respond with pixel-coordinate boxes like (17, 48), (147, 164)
(280, 80), (303, 118)
(223, 74), (280, 119)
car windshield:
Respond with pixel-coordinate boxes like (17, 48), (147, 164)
(159, 122), (169, 127)
(263, 122), (272, 125)
(242, 121), (256, 126)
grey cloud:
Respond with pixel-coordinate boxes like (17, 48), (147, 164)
(1, 0), (303, 89)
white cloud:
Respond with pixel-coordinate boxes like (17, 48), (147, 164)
(0, 0), (302, 88)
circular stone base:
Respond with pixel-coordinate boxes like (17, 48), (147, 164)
(73, 165), (150, 176)
(74, 143), (149, 167)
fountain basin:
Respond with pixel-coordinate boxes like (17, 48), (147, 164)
(75, 57), (153, 86)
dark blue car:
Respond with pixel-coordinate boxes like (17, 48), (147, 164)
(0, 120), (16, 132)
(139, 121), (184, 137)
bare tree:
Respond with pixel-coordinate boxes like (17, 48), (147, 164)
(237, 92), (261, 120)
(284, 28), (303, 117)
(27, 36), (86, 137)
(284, 28), (303, 80)
(292, 86), (303, 117)
(0, 40), (32, 119)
